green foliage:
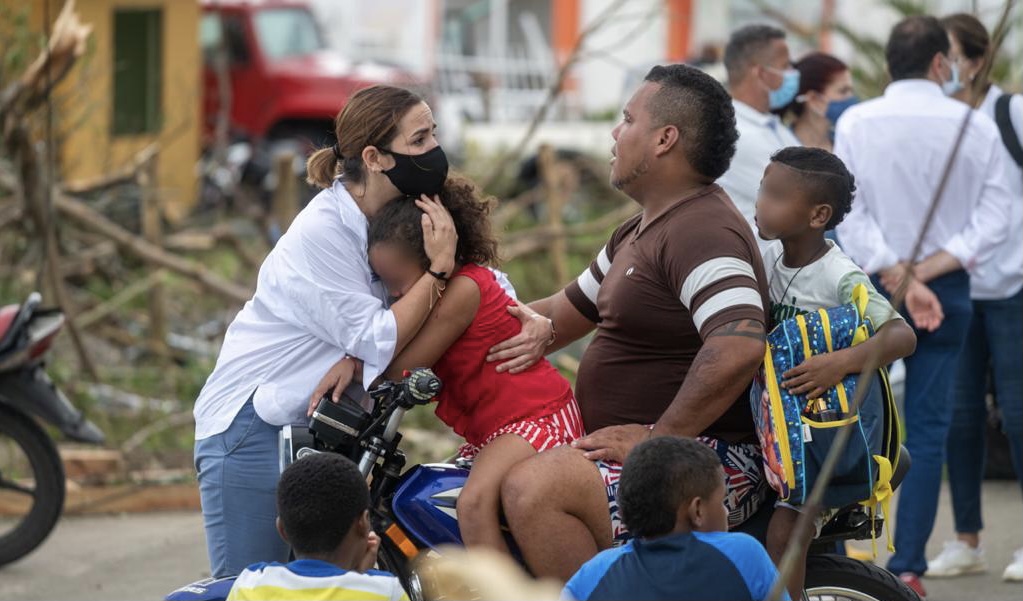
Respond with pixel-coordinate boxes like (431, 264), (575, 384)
(0, 4), (44, 86)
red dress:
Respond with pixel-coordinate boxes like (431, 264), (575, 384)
(432, 264), (582, 451)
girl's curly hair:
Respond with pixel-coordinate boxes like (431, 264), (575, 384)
(368, 173), (500, 269)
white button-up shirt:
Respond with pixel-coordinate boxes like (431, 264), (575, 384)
(971, 84), (1023, 300)
(193, 181), (399, 438)
(192, 182), (519, 439)
(834, 80), (1012, 276)
(718, 99), (802, 237)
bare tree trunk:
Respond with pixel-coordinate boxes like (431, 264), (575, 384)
(137, 154), (168, 355)
(538, 145), (568, 285)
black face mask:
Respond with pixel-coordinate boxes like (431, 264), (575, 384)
(381, 146), (449, 197)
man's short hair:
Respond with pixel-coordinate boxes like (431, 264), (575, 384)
(886, 15), (950, 81)
(277, 453), (370, 555)
(619, 437), (723, 539)
(643, 64), (738, 182)
(770, 146), (856, 230)
(724, 24), (786, 83)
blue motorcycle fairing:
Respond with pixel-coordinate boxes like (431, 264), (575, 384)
(165, 576), (237, 601)
(391, 463), (469, 547)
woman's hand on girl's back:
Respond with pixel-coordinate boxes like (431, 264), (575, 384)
(416, 194), (457, 275)
(307, 356), (360, 417)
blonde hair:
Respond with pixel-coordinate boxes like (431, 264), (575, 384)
(417, 546), (562, 601)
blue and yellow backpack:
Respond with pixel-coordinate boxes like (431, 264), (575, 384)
(751, 284), (901, 551)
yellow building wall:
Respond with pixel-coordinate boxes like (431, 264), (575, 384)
(24, 0), (200, 221)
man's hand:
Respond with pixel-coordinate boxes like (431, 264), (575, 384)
(571, 424), (650, 463)
(485, 303), (553, 374)
(782, 352), (850, 399)
(307, 356), (359, 417)
(904, 280), (944, 332)
(879, 262), (911, 294)
(357, 531), (381, 573)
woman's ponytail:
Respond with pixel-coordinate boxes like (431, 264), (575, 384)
(306, 147), (339, 189)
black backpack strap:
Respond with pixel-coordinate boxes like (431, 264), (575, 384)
(995, 94), (1023, 168)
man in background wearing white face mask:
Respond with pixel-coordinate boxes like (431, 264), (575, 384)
(832, 15), (1013, 598)
(718, 24), (802, 249)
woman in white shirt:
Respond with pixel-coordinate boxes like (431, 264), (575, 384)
(925, 14), (1023, 583)
(192, 85), (461, 578)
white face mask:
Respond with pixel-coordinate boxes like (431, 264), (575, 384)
(942, 57), (964, 96)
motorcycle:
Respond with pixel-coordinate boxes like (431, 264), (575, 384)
(0, 292), (104, 567)
(170, 368), (919, 601)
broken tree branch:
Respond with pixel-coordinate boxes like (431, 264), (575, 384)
(74, 269), (166, 330)
(54, 193), (252, 304)
(0, 0), (91, 122)
(60, 142), (159, 195)
(479, 0), (630, 190)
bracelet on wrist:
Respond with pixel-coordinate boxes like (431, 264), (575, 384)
(526, 312), (556, 346)
(427, 268), (449, 282)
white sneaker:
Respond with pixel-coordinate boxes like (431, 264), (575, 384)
(1004, 548), (1023, 582)
(925, 540), (988, 577)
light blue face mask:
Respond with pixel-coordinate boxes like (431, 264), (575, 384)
(768, 68), (801, 110)
(942, 59), (964, 96)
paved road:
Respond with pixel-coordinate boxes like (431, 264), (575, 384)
(0, 511), (208, 601)
(857, 480), (1022, 601)
(0, 482), (1019, 600)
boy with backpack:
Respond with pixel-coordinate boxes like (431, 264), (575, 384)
(753, 146), (918, 598)
(563, 437), (788, 601)
(226, 453), (408, 601)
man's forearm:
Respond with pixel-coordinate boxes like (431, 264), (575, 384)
(914, 250), (962, 283)
(653, 320), (765, 438)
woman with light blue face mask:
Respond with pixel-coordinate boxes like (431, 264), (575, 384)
(780, 52), (858, 152)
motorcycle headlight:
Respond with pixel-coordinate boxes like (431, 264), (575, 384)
(309, 396), (372, 456)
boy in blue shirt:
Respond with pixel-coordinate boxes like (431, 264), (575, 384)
(563, 437), (789, 601)
(226, 453), (408, 601)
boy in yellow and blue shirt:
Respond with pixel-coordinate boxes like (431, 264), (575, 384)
(227, 453), (408, 601)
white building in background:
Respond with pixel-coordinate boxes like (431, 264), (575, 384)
(307, 0), (1021, 152)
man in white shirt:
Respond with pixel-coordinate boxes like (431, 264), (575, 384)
(833, 15), (1013, 597)
(718, 24), (802, 242)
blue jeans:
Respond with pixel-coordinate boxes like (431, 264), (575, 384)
(194, 397), (289, 578)
(885, 271), (972, 577)
(947, 290), (1023, 535)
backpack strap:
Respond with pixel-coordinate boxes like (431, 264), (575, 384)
(995, 94), (1023, 168)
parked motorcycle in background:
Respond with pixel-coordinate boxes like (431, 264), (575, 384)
(0, 292), (104, 567)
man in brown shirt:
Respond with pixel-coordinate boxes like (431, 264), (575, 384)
(487, 64), (771, 581)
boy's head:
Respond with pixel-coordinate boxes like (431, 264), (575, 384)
(368, 174), (499, 299)
(276, 452), (370, 557)
(619, 437), (728, 538)
(754, 146), (856, 242)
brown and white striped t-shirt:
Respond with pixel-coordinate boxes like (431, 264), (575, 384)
(565, 184), (769, 441)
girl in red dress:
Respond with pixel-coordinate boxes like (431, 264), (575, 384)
(367, 175), (583, 552)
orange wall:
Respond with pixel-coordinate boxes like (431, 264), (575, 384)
(20, 0), (201, 221)
(666, 0), (693, 62)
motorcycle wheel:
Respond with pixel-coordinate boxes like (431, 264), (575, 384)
(0, 404), (66, 567)
(805, 554), (920, 601)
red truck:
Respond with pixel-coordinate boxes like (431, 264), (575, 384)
(199, 0), (417, 148)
